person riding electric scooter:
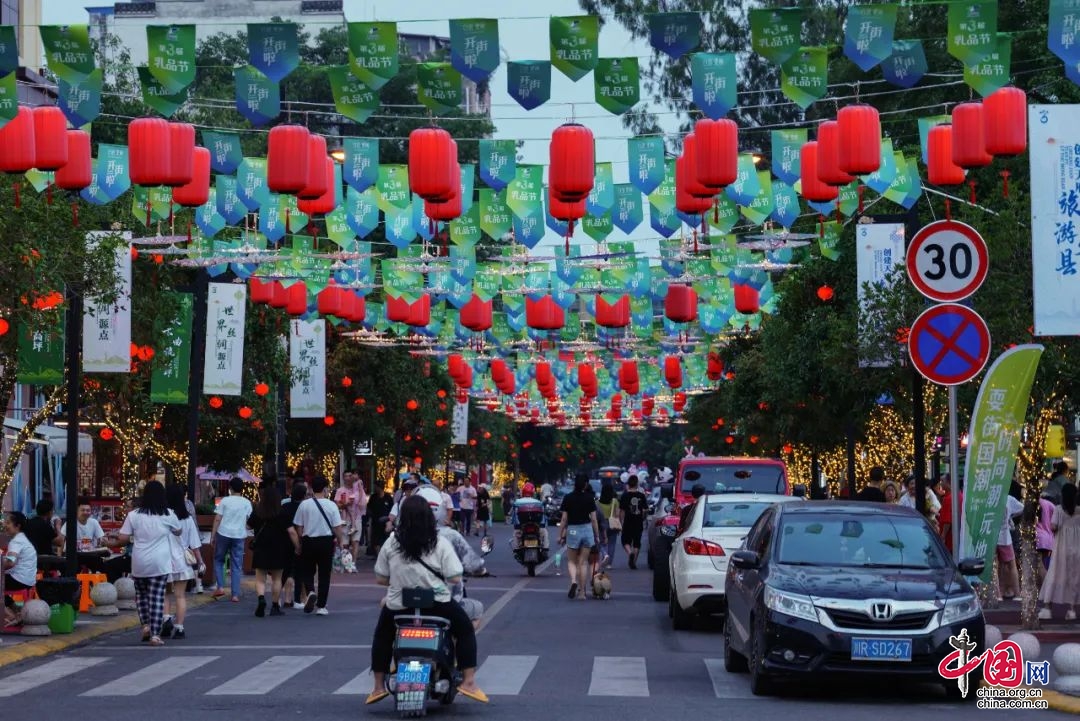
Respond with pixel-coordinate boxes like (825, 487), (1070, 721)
(510, 483), (550, 575)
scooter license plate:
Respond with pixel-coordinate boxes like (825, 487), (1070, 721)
(395, 661), (431, 712)
(525, 549), (538, 562)
(524, 539), (539, 548)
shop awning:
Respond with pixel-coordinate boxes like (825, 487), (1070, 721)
(2, 418), (93, 456)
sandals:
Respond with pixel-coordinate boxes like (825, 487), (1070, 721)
(458, 687), (490, 704)
(141, 626), (151, 643)
(148, 636), (165, 647)
(365, 689), (389, 705)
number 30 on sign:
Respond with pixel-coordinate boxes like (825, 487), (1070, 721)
(905, 220), (989, 302)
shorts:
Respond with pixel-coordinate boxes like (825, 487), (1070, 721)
(459, 597), (484, 621)
(564, 523), (595, 550)
(996, 544), (1015, 563)
(169, 567), (196, 584)
(621, 525), (644, 549)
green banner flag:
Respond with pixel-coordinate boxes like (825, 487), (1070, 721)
(948, 0), (998, 65)
(740, 171), (774, 226)
(819, 220), (842, 261)
(234, 65), (280, 127)
(449, 18), (500, 83)
(770, 128), (807, 185)
(147, 25), (196, 93)
(348, 22), (398, 90)
(480, 188), (512, 240)
(582, 211), (613, 241)
(150, 293), (193, 404)
(628, 136), (666, 195)
(417, 62), (462, 114)
(474, 266), (502, 302)
(749, 8), (803, 65)
(587, 162), (615, 216)
(376, 165), (410, 212)
(39, 25), (95, 84)
(781, 47), (828, 109)
(507, 164), (543, 219)
(0, 72), (16, 126)
(451, 203), (482, 247)
(0, 26), (17, 77)
(843, 4), (897, 71)
(139, 66), (186, 117)
(16, 320), (65, 385)
(550, 15), (599, 81)
(203, 131), (243, 174)
(709, 195), (739, 234)
(58, 68), (101, 127)
(327, 65), (379, 123)
(479, 139), (516, 190)
(507, 60), (551, 110)
(594, 57), (639, 115)
(838, 181), (859, 217)
(248, 23), (300, 83)
(649, 159), (677, 213)
(961, 345), (1044, 582)
(691, 52), (737, 119)
(963, 34), (1012, 97)
(613, 183), (643, 233)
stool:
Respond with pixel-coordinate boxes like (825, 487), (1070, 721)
(76, 573), (106, 613)
(2, 588), (35, 634)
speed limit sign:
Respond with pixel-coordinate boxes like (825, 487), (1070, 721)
(906, 220), (988, 302)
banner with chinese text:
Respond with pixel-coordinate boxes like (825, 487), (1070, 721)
(289, 319), (326, 418)
(150, 293), (193, 404)
(83, 231), (132, 373)
(203, 283), (247, 395)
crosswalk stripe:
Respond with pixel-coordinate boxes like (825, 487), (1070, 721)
(82, 656), (219, 697)
(333, 668), (372, 695)
(476, 655), (539, 696)
(588, 656), (649, 697)
(206, 655), (321, 696)
(703, 658), (755, 699)
(0, 657), (109, 697)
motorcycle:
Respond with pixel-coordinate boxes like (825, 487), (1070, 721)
(512, 506), (549, 577)
(387, 536), (493, 718)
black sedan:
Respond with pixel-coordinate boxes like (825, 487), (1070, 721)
(723, 502), (985, 699)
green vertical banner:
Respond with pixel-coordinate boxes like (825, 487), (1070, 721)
(16, 321), (65, 385)
(582, 211), (613, 241)
(550, 15), (599, 81)
(451, 203), (482, 247)
(449, 18), (500, 83)
(594, 57), (639, 115)
(843, 4), (897, 71)
(691, 53), (737, 119)
(0, 72), (16, 126)
(479, 139), (516, 190)
(771, 128), (806, 185)
(480, 188), (512, 240)
(587, 162), (615, 216)
(648, 12), (702, 59)
(203, 131), (243, 174)
(348, 22), (399, 90)
(139, 66), (187, 117)
(781, 47), (828, 109)
(963, 34), (1012, 97)
(376, 165), (410, 212)
(328, 65), (379, 123)
(58, 68), (102, 127)
(961, 345), (1044, 581)
(819, 220), (842, 260)
(147, 25), (196, 93)
(749, 8), (804, 65)
(507, 60), (551, 110)
(0, 25), (18, 76)
(39, 25), (95, 84)
(417, 62), (463, 114)
(234, 65), (280, 126)
(613, 183), (643, 234)
(151, 293), (194, 404)
(247, 23), (300, 83)
(628, 136), (666, 195)
(882, 40), (927, 89)
(947, 0), (998, 65)
(343, 137), (379, 192)
(507, 164), (542, 220)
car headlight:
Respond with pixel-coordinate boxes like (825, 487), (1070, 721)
(764, 586), (819, 623)
(940, 594), (981, 625)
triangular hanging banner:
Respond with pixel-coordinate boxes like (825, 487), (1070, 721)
(449, 19), (500, 83)
(843, 4), (897, 71)
(550, 15), (599, 81)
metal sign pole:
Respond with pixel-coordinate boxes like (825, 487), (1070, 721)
(949, 385), (961, 560)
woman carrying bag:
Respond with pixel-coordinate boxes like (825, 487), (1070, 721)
(597, 484), (620, 568)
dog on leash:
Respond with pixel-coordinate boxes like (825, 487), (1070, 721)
(591, 571), (612, 600)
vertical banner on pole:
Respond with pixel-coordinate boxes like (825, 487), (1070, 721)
(202, 282), (247, 395)
(289, 319), (326, 418)
(451, 401), (469, 445)
(82, 231), (132, 373)
(151, 292), (193, 404)
(855, 222), (905, 367)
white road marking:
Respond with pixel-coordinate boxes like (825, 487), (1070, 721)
(83, 644), (370, 651)
(333, 668), (372, 695)
(475, 556), (555, 634)
(476, 655), (539, 695)
(82, 656), (219, 696)
(703, 658), (755, 699)
(588, 656), (649, 697)
(0, 657), (109, 697)
(205, 655), (321, 695)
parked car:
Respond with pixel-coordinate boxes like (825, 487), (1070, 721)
(722, 502), (985, 698)
(668, 494), (802, 630)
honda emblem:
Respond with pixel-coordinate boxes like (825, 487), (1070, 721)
(870, 602), (894, 621)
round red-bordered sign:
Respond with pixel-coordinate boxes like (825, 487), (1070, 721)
(906, 220), (989, 302)
(908, 303), (991, 386)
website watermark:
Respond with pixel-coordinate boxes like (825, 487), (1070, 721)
(937, 629), (1050, 709)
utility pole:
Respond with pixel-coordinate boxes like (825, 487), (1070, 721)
(62, 284), (82, 577)
(184, 270), (209, 502)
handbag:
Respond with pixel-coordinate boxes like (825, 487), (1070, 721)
(607, 502), (622, 532)
(184, 547), (198, 566)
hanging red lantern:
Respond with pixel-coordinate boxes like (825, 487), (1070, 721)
(341, 376), (352, 388)
(208, 396), (223, 409)
(172, 146), (211, 207)
(316, 285), (344, 317)
(983, 87), (1027, 156)
(693, 118), (738, 190)
(547, 185), (587, 224)
(405, 294), (431, 327)
(460, 294), (493, 332)
(0, 318), (8, 336)
(54, 130), (92, 191)
(816, 285), (835, 301)
(525, 295), (565, 330)
(549, 123), (595, 201)
(128, 117), (172, 186)
(285, 282), (308, 316)
(298, 135), (329, 199)
(267, 281), (289, 309)
(324, 416), (335, 426)
(733, 283), (760, 314)
(664, 284), (698, 323)
(249, 277), (274, 304)
(783, 443), (794, 454)
(425, 187), (462, 223)
(927, 125), (966, 186)
(297, 157), (336, 215)
(816, 121), (855, 186)
(386, 295), (411, 323)
(595, 294), (630, 328)
(490, 359), (509, 384)
(836, 105), (881, 176)
(0, 106), (34, 176)
(254, 382), (270, 396)
(675, 154), (715, 215)
(680, 133), (716, 199)
(406, 399), (419, 411)
(238, 406), (253, 419)
(267, 124), (310, 194)
(448, 353), (466, 380)
(799, 142), (838, 203)
(408, 127), (456, 201)
(32, 106), (68, 171)
(951, 103), (992, 169)
(535, 361), (553, 387)
(707, 353), (724, 381)
(673, 392), (687, 413)
(618, 360), (639, 395)
(664, 356), (682, 389)
(165, 122), (195, 187)
(99, 428), (114, 441)
(337, 291), (364, 322)
(455, 365), (473, 389)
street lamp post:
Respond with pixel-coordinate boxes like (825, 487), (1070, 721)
(63, 285), (82, 577)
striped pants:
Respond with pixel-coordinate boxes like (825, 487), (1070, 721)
(134, 575), (169, 637)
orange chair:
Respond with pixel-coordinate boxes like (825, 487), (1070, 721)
(76, 572), (106, 613)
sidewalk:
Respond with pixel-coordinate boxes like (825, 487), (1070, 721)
(985, 599), (1080, 643)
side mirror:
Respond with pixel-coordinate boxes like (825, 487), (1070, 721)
(730, 550), (761, 570)
(480, 535), (494, 555)
(792, 484), (807, 498)
(957, 557), (985, 576)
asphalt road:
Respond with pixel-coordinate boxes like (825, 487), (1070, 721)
(0, 530), (1068, 720)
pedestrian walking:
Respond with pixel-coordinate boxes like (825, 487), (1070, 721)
(475, 484), (491, 537)
(460, 479), (477, 536)
(366, 485), (391, 555)
(558, 473), (600, 600)
(212, 477), (253, 602)
(1036, 491), (1056, 583)
(160, 483), (201, 640)
(996, 482), (1024, 600)
(116, 482), (182, 646)
(502, 485), (515, 525)
(293, 476), (347, 615)
(334, 472), (367, 564)
(281, 482), (308, 609)
(250, 483), (293, 617)
(618, 475), (649, 569)
(1039, 484), (1080, 620)
(596, 483), (619, 567)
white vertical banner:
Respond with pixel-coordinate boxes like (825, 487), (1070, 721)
(451, 400), (469, 445)
(203, 282), (247, 395)
(856, 222), (906, 367)
(82, 231), (132, 373)
(1031, 105), (1080, 335)
(289, 319), (326, 418)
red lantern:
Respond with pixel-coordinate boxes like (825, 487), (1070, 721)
(316, 285), (344, 316)
(707, 352), (724, 381)
(32, 106), (68, 171)
(128, 117), (172, 186)
(800, 142), (839, 202)
(816, 121), (855, 186)
(254, 382), (270, 396)
(673, 392), (686, 413)
(693, 118), (738, 189)
(525, 295), (565, 330)
(425, 182), (462, 222)
(238, 406), (253, 419)
(266, 281), (288, 309)
(983, 87), (1027, 156)
(549, 123), (595, 201)
(927, 125), (966, 186)
(346, 292), (366, 322)
(950, 103), (992, 169)
(577, 363), (596, 390)
(409, 127), (456, 201)
(248, 276), (274, 304)
(99, 428), (114, 441)
(406, 399), (419, 411)
(285, 282), (308, 316)
(664, 356), (682, 389)
(0, 318), (8, 336)
(836, 104), (881, 176)
(680, 133), (716, 199)
(460, 294), (493, 332)
(208, 396), (223, 409)
(165, 122), (195, 187)
(733, 283), (760, 314)
(817, 285), (835, 301)
(267, 124), (310, 194)
(664, 284), (698, 323)
(324, 416), (335, 426)
(618, 361), (639, 394)
(0, 106), (35, 174)
(54, 130), (92, 191)
(455, 365), (473, 389)
(173, 146), (210, 207)
(675, 154), (715, 215)
(298, 135), (329, 199)
(405, 295), (431, 327)
(490, 359), (508, 384)
(448, 353), (466, 380)
(595, 295), (630, 328)
(297, 157), (336, 215)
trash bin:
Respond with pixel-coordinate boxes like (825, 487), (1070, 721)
(492, 498), (504, 523)
(37, 577), (81, 634)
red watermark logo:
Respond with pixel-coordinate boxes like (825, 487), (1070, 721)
(937, 628), (1050, 698)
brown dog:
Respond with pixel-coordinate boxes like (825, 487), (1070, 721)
(591, 571), (612, 600)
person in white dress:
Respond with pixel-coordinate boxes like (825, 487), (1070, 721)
(1039, 484), (1080, 620)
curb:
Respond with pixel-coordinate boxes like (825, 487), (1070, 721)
(1043, 689), (1080, 714)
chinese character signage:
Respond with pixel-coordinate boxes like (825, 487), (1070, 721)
(202, 131), (243, 175)
(594, 57), (639, 116)
(882, 39), (928, 89)
(39, 25), (95, 85)
(16, 320), (64, 385)
(550, 15), (599, 82)
(480, 188), (512, 240)
(628, 136), (665, 195)
(57, 68), (102, 128)
(451, 400), (469, 445)
(780, 47), (828, 109)
(961, 345), (1044, 582)
(449, 18), (500, 83)
(691, 53), (736, 120)
(856, 222), (905, 367)
(947, 0), (998, 65)
(963, 34), (1012, 97)
(506, 164), (542, 222)
(247, 23), (299, 83)
(1030, 104), (1080, 335)
(343, 137), (379, 192)
(151, 293), (193, 404)
(648, 12), (702, 59)
(328, 65), (379, 125)
(203, 283), (247, 395)
(347, 22), (398, 90)
(147, 25), (196, 94)
(749, 8), (804, 65)
(289, 319), (326, 419)
(479, 139), (516, 191)
(139, 65), (186, 118)
(417, 62), (462, 114)
(234, 64), (280, 127)
(771, 128), (806, 185)
(507, 60), (551, 111)
(843, 4), (897, 71)
(83, 231), (132, 374)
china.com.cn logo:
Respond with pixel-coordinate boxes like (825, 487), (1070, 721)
(937, 629), (1050, 698)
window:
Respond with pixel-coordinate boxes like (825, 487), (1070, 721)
(744, 508), (774, 554)
(702, 501), (774, 529)
(681, 464), (787, 495)
(777, 513), (948, 569)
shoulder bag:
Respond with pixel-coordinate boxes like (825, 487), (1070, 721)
(310, 498), (337, 540)
(607, 501), (622, 532)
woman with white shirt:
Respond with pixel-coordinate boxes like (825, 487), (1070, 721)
(2, 512), (37, 626)
(117, 482), (182, 646)
(160, 483), (203, 640)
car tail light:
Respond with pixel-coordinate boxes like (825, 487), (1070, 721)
(683, 537), (725, 557)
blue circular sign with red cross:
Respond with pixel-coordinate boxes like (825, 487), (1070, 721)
(908, 303), (991, 386)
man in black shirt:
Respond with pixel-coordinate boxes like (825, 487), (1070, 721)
(854, 466), (888, 503)
(618, 475), (650, 569)
(25, 499), (64, 556)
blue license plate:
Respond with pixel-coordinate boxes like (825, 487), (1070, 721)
(851, 638), (912, 662)
(396, 661), (432, 687)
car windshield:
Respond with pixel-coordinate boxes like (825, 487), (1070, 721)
(703, 501), (773, 528)
(680, 464), (786, 495)
(777, 513), (949, 569)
